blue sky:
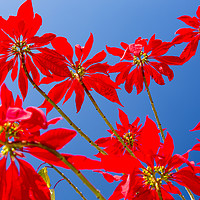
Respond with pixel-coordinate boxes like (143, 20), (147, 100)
(1, 0), (200, 199)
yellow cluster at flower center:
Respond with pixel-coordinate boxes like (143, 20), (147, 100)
(142, 166), (171, 190)
(123, 132), (136, 148)
(133, 51), (148, 67)
(0, 122), (21, 157)
(1, 122), (20, 138)
(11, 40), (31, 55)
(70, 64), (85, 79)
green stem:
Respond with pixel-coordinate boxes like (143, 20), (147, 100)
(79, 78), (136, 158)
(152, 171), (163, 200)
(139, 60), (165, 141)
(156, 186), (163, 200)
(20, 53), (106, 156)
(140, 56), (192, 199)
(185, 187), (195, 200)
(5, 141), (106, 200)
(178, 194), (186, 200)
(49, 164), (87, 200)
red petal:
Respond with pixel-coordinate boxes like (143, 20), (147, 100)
(94, 170), (121, 183)
(156, 133), (174, 166)
(100, 154), (142, 174)
(81, 33), (93, 63)
(150, 62), (174, 81)
(175, 28), (195, 35)
(196, 6), (200, 19)
(180, 36), (199, 63)
(150, 42), (173, 57)
(74, 80), (85, 112)
(11, 59), (18, 82)
(115, 66), (131, 85)
(32, 53), (71, 77)
(26, 55), (40, 85)
(173, 31), (197, 44)
(28, 33), (56, 47)
(51, 36), (74, 64)
(178, 15), (200, 28)
(0, 158), (7, 199)
(0, 83), (14, 110)
(87, 74), (123, 106)
(191, 143), (200, 151)
(18, 66), (28, 100)
(17, 0), (34, 24)
(108, 62), (132, 73)
(128, 43), (143, 56)
(18, 159), (50, 200)
(83, 50), (106, 69)
(5, 161), (20, 199)
(106, 45), (126, 58)
(135, 116), (160, 168)
(28, 147), (65, 167)
(6, 107), (32, 122)
(118, 109), (129, 127)
(14, 95), (23, 108)
(155, 56), (183, 65)
(87, 63), (108, 74)
(47, 117), (62, 126)
(46, 79), (71, 105)
(190, 121), (200, 131)
(62, 154), (102, 170)
(120, 42), (129, 49)
(27, 13), (42, 38)
(145, 64), (165, 85)
(21, 107), (47, 132)
(63, 80), (76, 105)
(174, 167), (200, 196)
(162, 182), (181, 194)
(124, 68), (138, 93)
(38, 128), (76, 150)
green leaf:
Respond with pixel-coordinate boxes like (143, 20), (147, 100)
(50, 189), (55, 200)
(38, 167), (51, 188)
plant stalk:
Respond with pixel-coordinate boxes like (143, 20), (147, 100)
(79, 78), (136, 158)
(5, 140), (106, 200)
(20, 53), (106, 156)
(49, 164), (87, 200)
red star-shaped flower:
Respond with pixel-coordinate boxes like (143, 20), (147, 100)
(40, 33), (122, 113)
(172, 6), (200, 63)
(107, 35), (182, 94)
(98, 131), (200, 199)
(0, 0), (58, 99)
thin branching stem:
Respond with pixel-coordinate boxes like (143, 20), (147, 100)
(49, 164), (87, 200)
(139, 59), (165, 141)
(140, 58), (192, 200)
(185, 187), (195, 200)
(3, 140), (106, 200)
(20, 53), (106, 156)
(79, 78), (136, 158)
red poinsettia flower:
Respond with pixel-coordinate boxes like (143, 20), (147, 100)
(0, 157), (51, 200)
(0, 0), (59, 99)
(95, 109), (149, 156)
(0, 84), (82, 198)
(172, 6), (200, 63)
(107, 35), (182, 94)
(190, 122), (200, 153)
(98, 132), (200, 199)
(40, 33), (122, 113)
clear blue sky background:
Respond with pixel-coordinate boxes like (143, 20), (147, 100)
(1, 0), (200, 199)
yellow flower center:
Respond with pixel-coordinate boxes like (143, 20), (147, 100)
(133, 51), (149, 66)
(11, 40), (31, 55)
(123, 132), (136, 148)
(142, 166), (171, 190)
